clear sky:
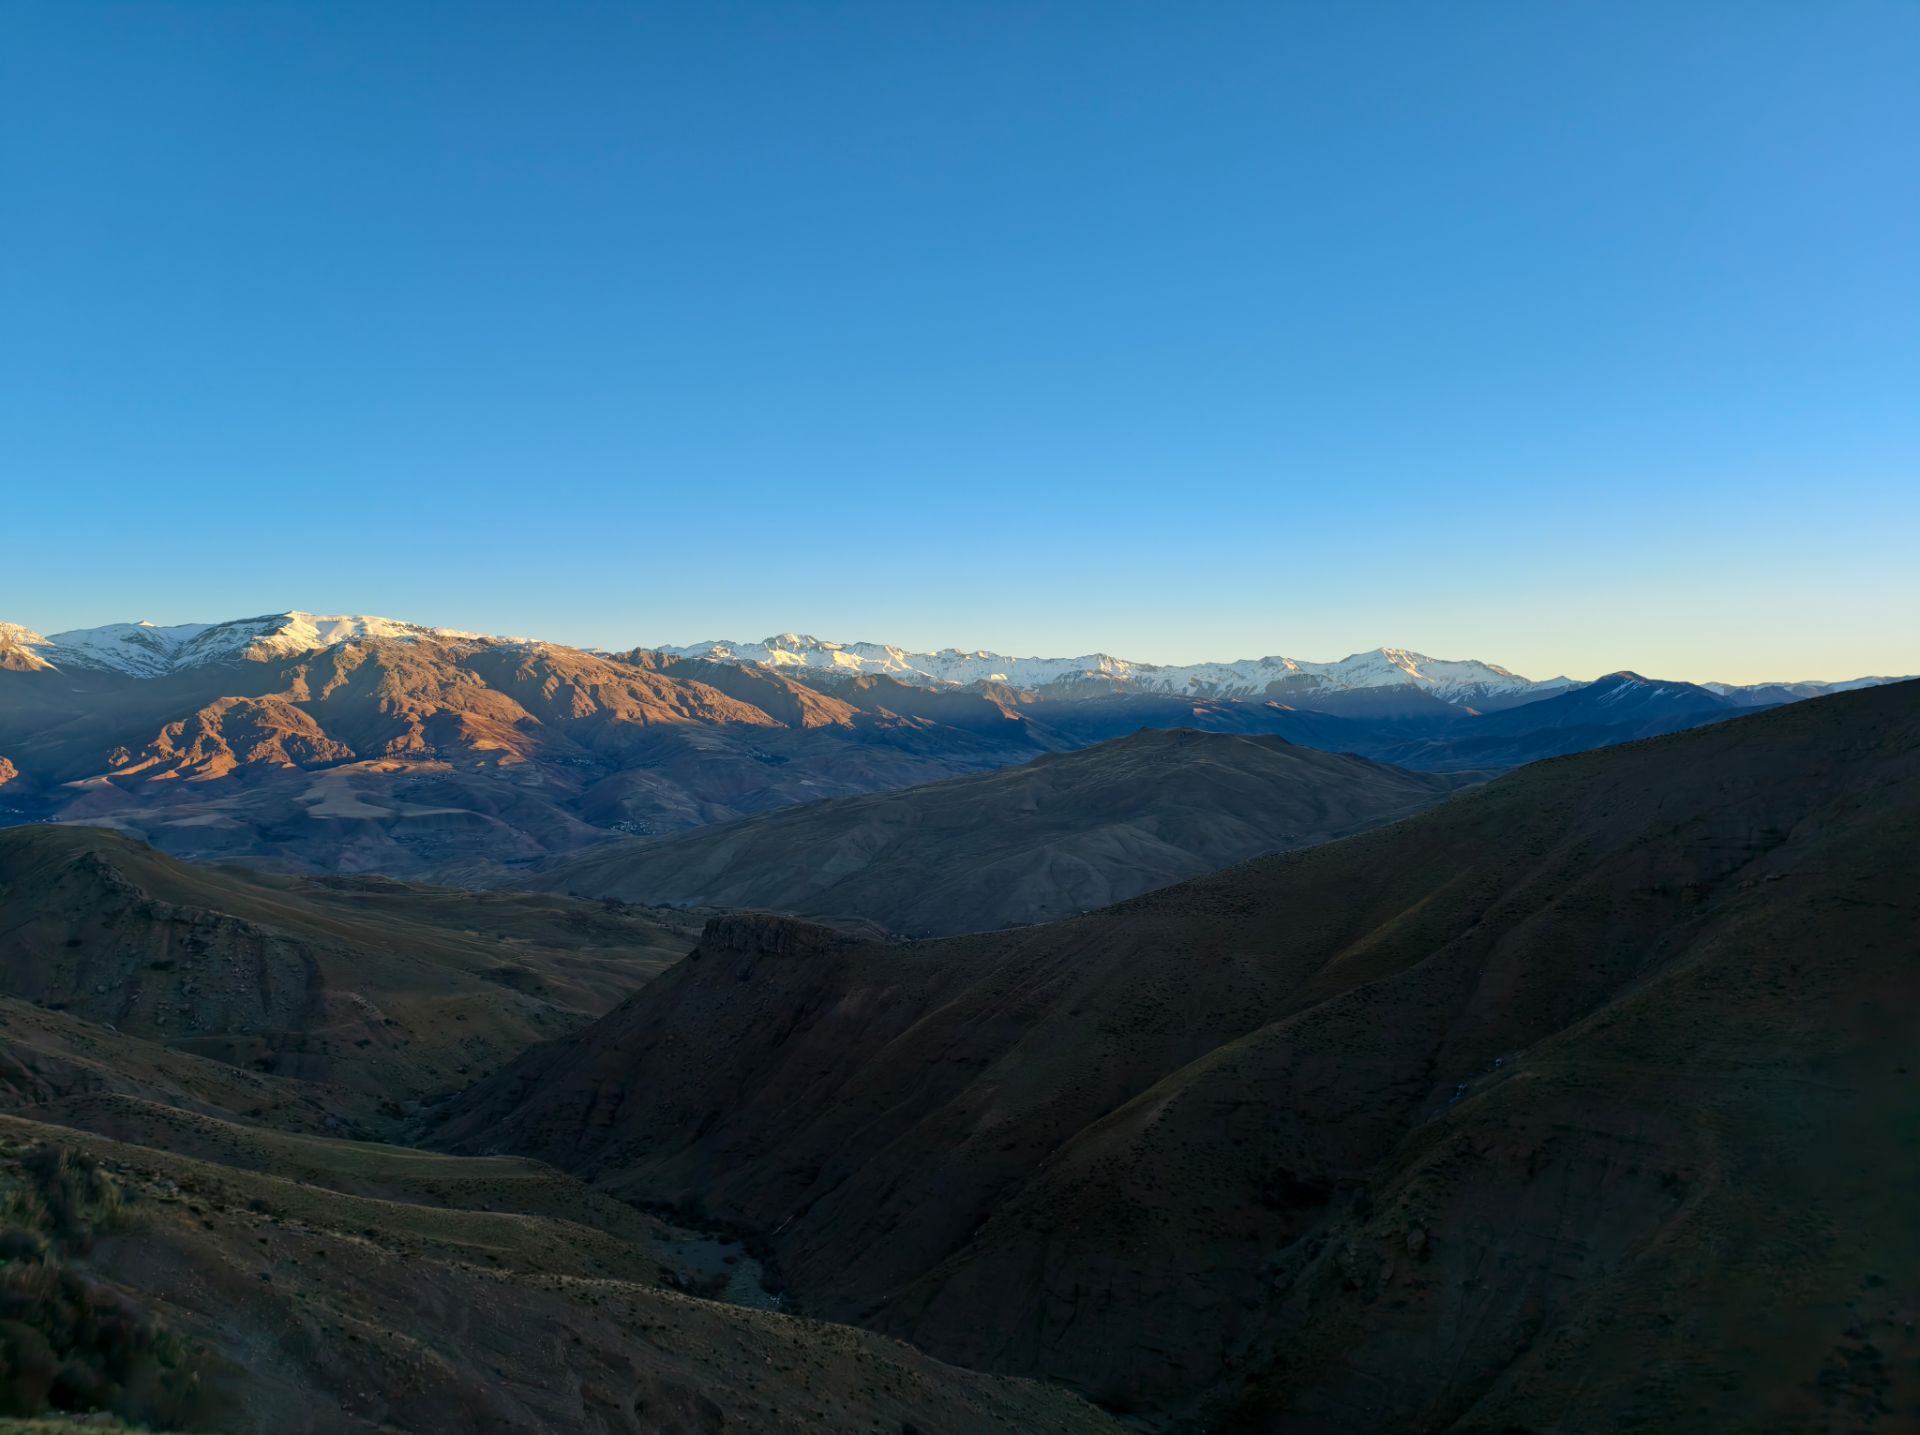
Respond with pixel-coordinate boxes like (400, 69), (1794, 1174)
(2, 3), (1915, 683)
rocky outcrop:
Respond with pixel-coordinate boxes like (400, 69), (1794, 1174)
(111, 696), (356, 780)
(692, 912), (861, 963)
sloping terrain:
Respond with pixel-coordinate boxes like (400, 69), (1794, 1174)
(0, 631), (1069, 873)
(532, 729), (1460, 936)
(0, 826), (703, 1104)
(1370, 669), (1749, 772)
(439, 680), (1920, 1430)
(0, 827), (1119, 1433)
(0, 1116), (1119, 1433)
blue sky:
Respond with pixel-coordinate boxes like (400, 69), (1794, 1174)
(2, 2), (1915, 683)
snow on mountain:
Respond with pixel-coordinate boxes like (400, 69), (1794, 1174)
(15, 612), (504, 677)
(0, 623), (59, 673)
(1704, 675), (1914, 706)
(1582, 671), (1730, 709)
(8, 612), (1907, 704)
(659, 634), (1576, 707)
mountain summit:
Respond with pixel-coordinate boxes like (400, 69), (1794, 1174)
(660, 635), (1577, 708)
(3, 611), (503, 677)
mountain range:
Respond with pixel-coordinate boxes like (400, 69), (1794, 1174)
(660, 633), (1583, 709)
(6, 612), (1899, 705)
(3, 611), (1907, 880)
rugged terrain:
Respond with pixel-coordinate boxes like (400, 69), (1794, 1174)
(0, 826), (1119, 1433)
(0, 1115), (1119, 1433)
(441, 679), (1920, 1430)
(6, 612), (1897, 880)
(0, 620), (1068, 872)
(0, 826), (704, 1106)
(529, 729), (1462, 936)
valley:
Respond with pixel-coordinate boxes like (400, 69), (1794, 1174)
(1, 613), (1913, 1432)
(439, 679), (1920, 1429)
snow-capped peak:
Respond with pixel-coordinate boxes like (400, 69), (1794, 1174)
(0, 622), (52, 648)
(0, 623), (59, 673)
(657, 635), (1572, 705)
(13, 611), (503, 677)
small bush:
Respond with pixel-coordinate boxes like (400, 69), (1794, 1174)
(0, 1259), (223, 1426)
(18, 1147), (131, 1254)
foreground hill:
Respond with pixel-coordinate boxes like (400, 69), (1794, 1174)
(532, 729), (1461, 936)
(440, 680), (1920, 1430)
(0, 827), (1118, 1433)
(0, 1114), (1119, 1433)
(0, 826), (703, 1105)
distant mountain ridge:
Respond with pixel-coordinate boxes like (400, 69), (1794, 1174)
(7, 611), (1903, 705)
(4, 612), (1910, 881)
(662, 633), (1574, 707)
(0, 626), (1081, 873)
(0, 611), (513, 678)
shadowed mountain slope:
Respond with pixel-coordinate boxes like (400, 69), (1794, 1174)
(1368, 669), (1746, 771)
(0, 826), (1120, 1433)
(531, 729), (1461, 936)
(0, 1114), (1120, 1434)
(0, 825), (704, 1105)
(438, 680), (1920, 1430)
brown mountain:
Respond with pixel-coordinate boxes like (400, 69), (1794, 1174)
(2, 624), (1812, 882)
(0, 634), (1069, 873)
(438, 679), (1920, 1430)
(530, 729), (1461, 936)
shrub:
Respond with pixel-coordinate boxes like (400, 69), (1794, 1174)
(17, 1146), (131, 1254)
(0, 1260), (223, 1426)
